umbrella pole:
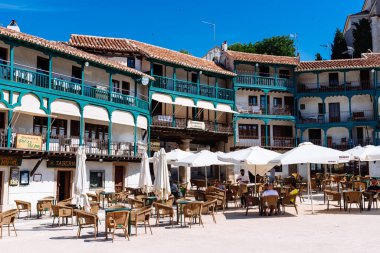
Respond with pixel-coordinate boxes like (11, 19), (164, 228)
(254, 165), (257, 196)
(307, 163), (314, 214)
(219, 165), (221, 182)
(205, 167), (208, 188)
(359, 161), (361, 176)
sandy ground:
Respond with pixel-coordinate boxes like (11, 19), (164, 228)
(1, 194), (379, 253)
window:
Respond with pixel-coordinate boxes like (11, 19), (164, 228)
(300, 104), (305, 110)
(152, 64), (163, 76)
(122, 81), (130, 95)
(33, 117), (67, 136)
(37, 56), (49, 74)
(0, 47), (8, 64)
(259, 66), (270, 77)
(85, 123), (108, 140)
(71, 66), (82, 83)
(33, 117), (48, 135)
(238, 124), (258, 137)
(248, 96), (258, 106)
(89, 170), (105, 189)
(273, 125), (293, 137)
(279, 69), (290, 79)
(191, 73), (198, 83)
(70, 120), (80, 137)
(0, 112), (5, 130)
(127, 57), (135, 68)
(113, 79), (131, 95)
(328, 73), (339, 86)
(318, 103), (324, 114)
(273, 97), (282, 107)
(112, 79), (120, 92)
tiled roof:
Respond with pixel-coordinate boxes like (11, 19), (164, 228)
(0, 27), (153, 80)
(296, 53), (380, 72)
(224, 50), (300, 66)
(69, 34), (141, 54)
(68, 34), (235, 77)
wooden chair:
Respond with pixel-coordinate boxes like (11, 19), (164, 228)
(105, 211), (130, 242)
(245, 195), (260, 215)
(86, 193), (98, 202)
(52, 205), (74, 226)
(261, 196), (279, 215)
(281, 194), (298, 215)
(153, 198), (174, 226)
(183, 202), (203, 228)
(130, 206), (153, 236)
(14, 200), (31, 218)
(324, 190), (342, 211)
(345, 191), (363, 213)
(353, 182), (366, 191)
(0, 209), (18, 238)
(115, 191), (129, 203)
(128, 197), (144, 209)
(58, 198), (73, 205)
(37, 199), (53, 218)
(202, 199), (217, 223)
(76, 210), (99, 239)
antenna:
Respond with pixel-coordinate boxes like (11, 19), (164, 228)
(202, 21), (216, 41)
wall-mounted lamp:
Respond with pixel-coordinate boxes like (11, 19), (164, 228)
(84, 61), (90, 67)
(255, 63), (259, 67)
(99, 158), (103, 163)
(199, 71), (203, 75)
(371, 69), (375, 73)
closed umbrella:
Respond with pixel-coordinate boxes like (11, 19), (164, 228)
(153, 148), (171, 201)
(270, 142), (351, 213)
(73, 146), (90, 211)
(139, 152), (153, 193)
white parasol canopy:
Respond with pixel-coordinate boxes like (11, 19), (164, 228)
(270, 142), (351, 213)
(175, 150), (231, 167)
(345, 145), (380, 162)
(73, 146), (90, 211)
(138, 152), (153, 193)
(153, 148), (171, 200)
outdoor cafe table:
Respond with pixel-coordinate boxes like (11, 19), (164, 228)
(141, 196), (157, 206)
(176, 199), (192, 227)
(105, 206), (132, 236)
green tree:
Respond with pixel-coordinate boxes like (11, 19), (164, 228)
(352, 18), (372, 58)
(331, 28), (349, 59)
(315, 53), (323, 61)
(179, 49), (191, 55)
(228, 36), (296, 57)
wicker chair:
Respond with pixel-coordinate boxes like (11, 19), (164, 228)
(86, 193), (98, 202)
(115, 191), (129, 203)
(58, 198), (73, 205)
(37, 199), (53, 218)
(261, 196), (279, 215)
(52, 205), (74, 226)
(153, 198), (174, 226)
(281, 194), (298, 215)
(353, 182), (367, 191)
(226, 185), (240, 208)
(105, 211), (130, 242)
(183, 202), (203, 228)
(130, 206), (153, 236)
(325, 190), (342, 211)
(345, 191), (363, 213)
(14, 200), (31, 218)
(202, 199), (217, 223)
(245, 195), (260, 216)
(128, 197), (144, 209)
(0, 209), (18, 238)
(76, 210), (99, 239)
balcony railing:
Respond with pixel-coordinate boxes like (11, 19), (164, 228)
(152, 75), (234, 101)
(235, 75), (294, 88)
(237, 136), (295, 148)
(152, 115), (233, 134)
(0, 63), (149, 111)
(298, 81), (373, 93)
(298, 110), (375, 124)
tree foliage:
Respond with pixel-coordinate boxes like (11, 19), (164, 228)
(228, 36), (296, 57)
(315, 53), (323, 61)
(179, 49), (191, 55)
(352, 18), (372, 58)
(331, 28), (349, 60)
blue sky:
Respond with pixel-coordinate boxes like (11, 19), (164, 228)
(0, 0), (363, 60)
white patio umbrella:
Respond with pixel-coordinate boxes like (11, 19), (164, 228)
(218, 146), (280, 193)
(165, 149), (193, 164)
(175, 150), (232, 186)
(269, 142), (351, 213)
(73, 146), (90, 211)
(151, 151), (159, 180)
(346, 145), (380, 176)
(139, 152), (153, 193)
(153, 148), (171, 201)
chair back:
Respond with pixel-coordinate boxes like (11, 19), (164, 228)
(107, 211), (129, 228)
(1, 209), (18, 224)
(37, 199), (52, 211)
(262, 196), (278, 207)
(345, 191), (362, 203)
(353, 182), (366, 191)
(90, 202), (100, 215)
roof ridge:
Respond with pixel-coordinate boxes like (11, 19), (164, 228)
(227, 50), (299, 59)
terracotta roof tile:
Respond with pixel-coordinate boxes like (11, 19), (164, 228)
(225, 50), (300, 66)
(296, 53), (380, 72)
(68, 34), (235, 77)
(0, 27), (153, 80)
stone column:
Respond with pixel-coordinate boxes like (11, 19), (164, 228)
(180, 139), (192, 185)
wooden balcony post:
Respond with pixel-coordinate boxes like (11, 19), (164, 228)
(172, 104), (176, 127)
(134, 78), (137, 98)
(48, 54), (53, 89)
(81, 63), (85, 96)
(214, 110), (217, 132)
(10, 45), (14, 81)
(274, 65), (278, 86)
(46, 102), (51, 151)
(108, 117), (112, 155)
(6, 110), (13, 148)
(215, 77), (218, 99)
(323, 129), (327, 147)
(265, 123), (269, 147)
(197, 71), (200, 95)
(173, 67), (176, 91)
(133, 116), (138, 156)
(79, 107), (84, 146)
(109, 72), (113, 102)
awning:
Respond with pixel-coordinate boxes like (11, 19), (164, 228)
(215, 104), (238, 114)
(112, 110), (135, 126)
(51, 99), (81, 117)
(152, 93), (174, 104)
(137, 115), (148, 129)
(83, 105), (109, 122)
(174, 97), (196, 107)
(197, 100), (215, 110)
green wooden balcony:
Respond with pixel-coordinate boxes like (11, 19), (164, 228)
(235, 75), (294, 90)
(0, 63), (149, 111)
(151, 75), (234, 102)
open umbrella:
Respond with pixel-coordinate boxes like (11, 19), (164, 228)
(270, 142), (351, 213)
(346, 145), (380, 175)
(153, 148), (171, 201)
(139, 152), (153, 193)
(73, 146), (90, 211)
(175, 150), (231, 186)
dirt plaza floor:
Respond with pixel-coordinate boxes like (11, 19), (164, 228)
(1, 194), (380, 253)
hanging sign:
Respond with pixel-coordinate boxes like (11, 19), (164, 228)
(16, 134), (43, 150)
(187, 120), (205, 130)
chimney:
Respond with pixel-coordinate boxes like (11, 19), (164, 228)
(7, 20), (20, 32)
(221, 41), (228, 51)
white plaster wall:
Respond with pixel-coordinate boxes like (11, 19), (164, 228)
(299, 97), (323, 115)
(351, 95), (373, 113)
(52, 57), (81, 79)
(13, 46), (48, 69)
(84, 66), (108, 87)
(86, 161), (114, 193)
(112, 123), (134, 143)
(326, 127), (349, 144)
(369, 162), (380, 177)
(126, 162), (140, 188)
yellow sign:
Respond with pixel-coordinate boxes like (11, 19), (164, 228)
(151, 141), (161, 152)
(16, 134), (43, 150)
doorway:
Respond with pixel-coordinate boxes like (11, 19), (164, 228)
(0, 171), (3, 206)
(57, 171), (72, 201)
(328, 103), (340, 122)
(360, 70), (370, 89)
(309, 129), (322, 145)
(114, 166), (124, 193)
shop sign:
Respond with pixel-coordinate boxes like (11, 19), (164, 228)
(0, 156), (22, 166)
(16, 134), (43, 150)
(187, 120), (205, 130)
(47, 158), (76, 168)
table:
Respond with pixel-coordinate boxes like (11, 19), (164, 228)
(176, 199), (192, 226)
(141, 196), (157, 206)
(105, 207), (132, 236)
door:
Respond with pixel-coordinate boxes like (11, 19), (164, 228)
(0, 48), (7, 64)
(37, 56), (49, 74)
(261, 125), (270, 146)
(356, 127), (364, 145)
(284, 96), (294, 115)
(308, 129), (322, 145)
(260, 95), (269, 113)
(328, 73), (339, 86)
(328, 103), (340, 122)
(114, 166), (124, 193)
(152, 64), (163, 76)
(360, 70), (370, 89)
(0, 171), (3, 206)
(57, 171), (72, 201)
(71, 66), (82, 83)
